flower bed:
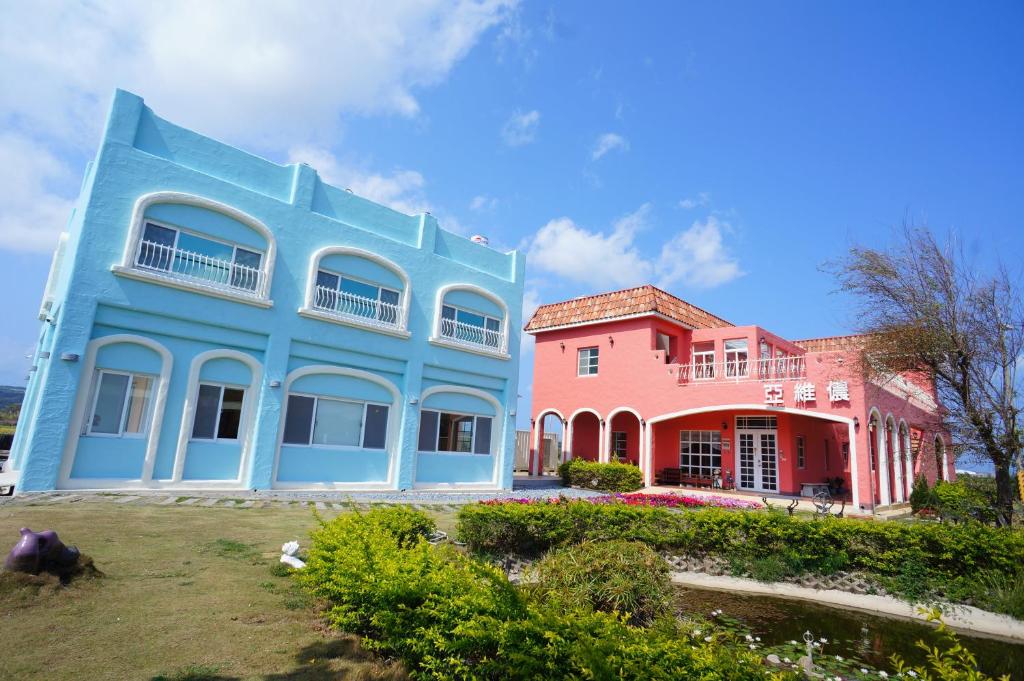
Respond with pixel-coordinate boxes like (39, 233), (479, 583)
(481, 493), (761, 510)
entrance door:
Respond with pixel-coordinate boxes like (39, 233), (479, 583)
(736, 429), (779, 493)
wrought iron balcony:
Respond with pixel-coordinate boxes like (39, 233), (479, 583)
(439, 317), (507, 354)
(134, 240), (268, 298)
(312, 285), (405, 331)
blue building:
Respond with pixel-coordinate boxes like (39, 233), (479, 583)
(4, 90), (524, 494)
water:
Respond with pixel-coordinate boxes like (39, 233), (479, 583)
(676, 587), (1024, 680)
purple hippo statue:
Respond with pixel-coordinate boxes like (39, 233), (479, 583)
(4, 528), (80, 575)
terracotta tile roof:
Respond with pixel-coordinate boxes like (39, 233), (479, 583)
(524, 285), (732, 333)
(793, 334), (868, 353)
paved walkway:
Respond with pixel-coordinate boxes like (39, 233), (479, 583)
(0, 477), (603, 509)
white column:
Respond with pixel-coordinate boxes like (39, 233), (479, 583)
(644, 421), (655, 487)
(877, 423), (891, 506)
(892, 428), (904, 503)
(637, 421), (646, 479)
(848, 421), (860, 511)
(599, 420), (607, 463)
(903, 429), (914, 497)
(531, 420), (541, 477)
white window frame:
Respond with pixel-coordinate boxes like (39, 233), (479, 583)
(316, 268), (401, 307)
(429, 283), (510, 358)
(282, 392), (390, 451)
(84, 369), (155, 439)
(190, 382), (247, 443)
(724, 339), (749, 378)
(577, 346), (599, 376)
(140, 219), (265, 274)
(796, 435), (805, 469)
(418, 409), (493, 455)
(692, 344), (715, 380)
(114, 192), (277, 308)
(678, 430), (722, 478)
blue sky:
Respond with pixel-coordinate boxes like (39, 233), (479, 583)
(1, 1), (1022, 440)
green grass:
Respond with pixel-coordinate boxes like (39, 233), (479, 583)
(0, 501), (456, 680)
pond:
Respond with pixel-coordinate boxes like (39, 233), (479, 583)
(676, 587), (1024, 680)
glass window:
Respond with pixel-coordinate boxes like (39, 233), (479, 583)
(218, 388), (244, 439)
(283, 393), (389, 449)
(474, 417), (492, 455)
(418, 410), (439, 452)
(724, 339), (749, 377)
(419, 410), (492, 454)
(283, 395), (316, 445)
(191, 384), (245, 441)
(679, 430), (722, 477)
(192, 384), (222, 440)
(440, 303), (501, 347)
(577, 347), (599, 376)
(612, 431), (627, 458)
(735, 416), (777, 430)
(87, 371), (153, 437)
(692, 342), (715, 379)
(363, 404), (389, 449)
(312, 398), (363, 447)
(796, 435), (805, 469)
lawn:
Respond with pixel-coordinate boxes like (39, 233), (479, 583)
(0, 501), (456, 681)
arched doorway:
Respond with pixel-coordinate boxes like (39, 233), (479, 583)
(569, 409), (601, 462)
(531, 410), (566, 476)
(606, 409), (642, 466)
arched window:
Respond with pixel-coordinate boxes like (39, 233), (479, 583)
(115, 192), (276, 305)
(431, 284), (509, 357)
(300, 247), (411, 336)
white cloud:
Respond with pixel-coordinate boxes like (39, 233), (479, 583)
(501, 109), (540, 146)
(679, 192), (710, 210)
(527, 205), (654, 288)
(526, 206), (742, 292)
(469, 195), (498, 211)
(591, 132), (628, 160)
(656, 216), (743, 289)
(0, 133), (76, 253)
(0, 0), (515, 252)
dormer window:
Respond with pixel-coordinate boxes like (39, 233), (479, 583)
(137, 222), (265, 293)
(314, 270), (401, 326)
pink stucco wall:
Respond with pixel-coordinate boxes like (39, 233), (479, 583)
(530, 314), (953, 511)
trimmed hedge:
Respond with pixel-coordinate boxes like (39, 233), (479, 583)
(300, 506), (783, 680)
(558, 458), (643, 492)
(456, 501), (1024, 600)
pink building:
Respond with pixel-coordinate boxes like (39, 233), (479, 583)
(526, 285), (953, 511)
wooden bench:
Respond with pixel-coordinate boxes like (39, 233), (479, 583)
(655, 468), (716, 488)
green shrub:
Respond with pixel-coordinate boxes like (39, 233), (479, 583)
(529, 540), (671, 625)
(558, 458), (643, 492)
(300, 505), (782, 680)
(457, 500), (1024, 602)
(933, 479), (998, 524)
(910, 473), (933, 513)
(972, 570), (1024, 619)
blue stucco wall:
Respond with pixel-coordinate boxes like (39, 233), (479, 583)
(11, 89), (524, 493)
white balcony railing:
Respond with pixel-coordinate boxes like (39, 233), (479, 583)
(439, 317), (507, 354)
(677, 356), (806, 384)
(135, 240), (267, 298)
(312, 285), (405, 331)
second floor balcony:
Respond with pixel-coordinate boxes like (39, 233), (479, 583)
(677, 355), (806, 385)
(134, 239), (269, 299)
(312, 285), (406, 331)
(439, 317), (508, 355)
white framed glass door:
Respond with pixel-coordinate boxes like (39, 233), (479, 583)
(736, 429), (779, 493)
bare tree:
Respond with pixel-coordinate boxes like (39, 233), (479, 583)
(831, 225), (1022, 524)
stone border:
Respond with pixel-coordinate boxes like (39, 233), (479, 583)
(672, 571), (1024, 643)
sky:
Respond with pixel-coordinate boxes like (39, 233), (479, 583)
(1, 1), (1022, 443)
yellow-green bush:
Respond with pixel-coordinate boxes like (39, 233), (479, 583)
(558, 458), (643, 492)
(300, 506), (789, 680)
